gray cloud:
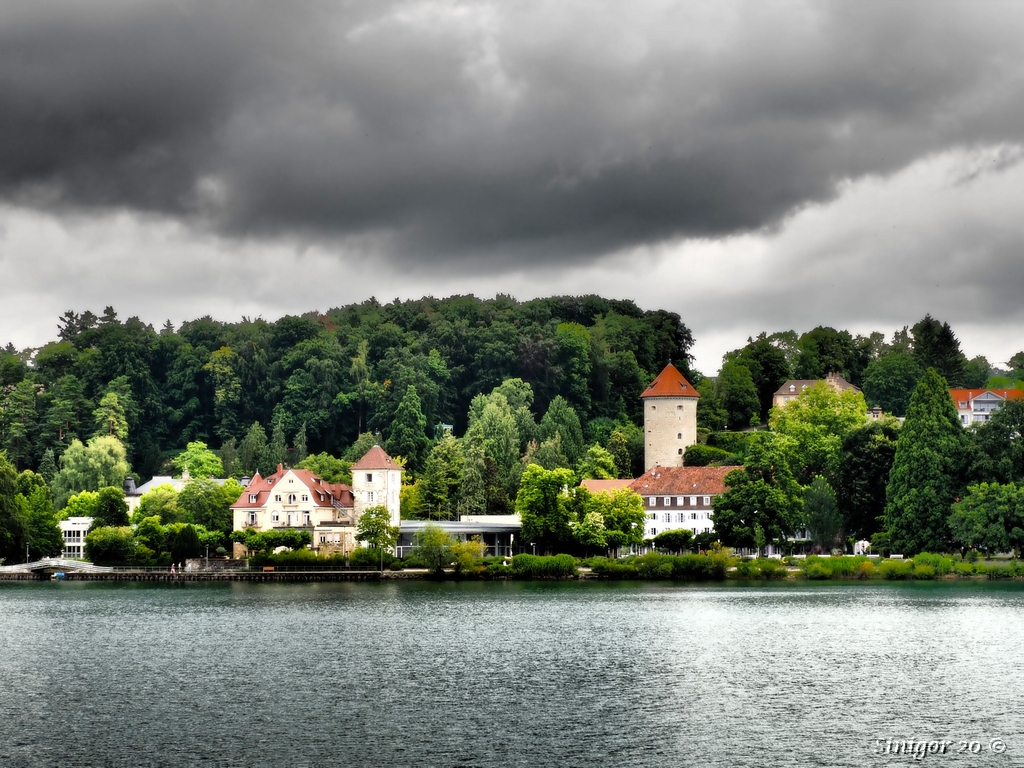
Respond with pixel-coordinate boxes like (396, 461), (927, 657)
(3, 1), (1024, 268)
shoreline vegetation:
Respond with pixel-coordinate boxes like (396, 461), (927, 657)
(10, 552), (1024, 583)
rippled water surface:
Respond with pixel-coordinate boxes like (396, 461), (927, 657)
(2, 580), (1024, 767)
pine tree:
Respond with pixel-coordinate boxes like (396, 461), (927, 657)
(883, 368), (970, 555)
(385, 386), (429, 471)
(237, 422), (268, 475)
(292, 423), (308, 465)
(262, 417), (287, 470)
(804, 476), (842, 552)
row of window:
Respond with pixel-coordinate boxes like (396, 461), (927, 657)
(647, 496), (711, 507)
(648, 512), (711, 523)
(648, 526), (713, 536)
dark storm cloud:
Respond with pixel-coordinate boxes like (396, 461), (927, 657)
(3, 0), (1024, 266)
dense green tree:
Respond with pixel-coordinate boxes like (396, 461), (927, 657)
(516, 464), (576, 553)
(804, 476), (842, 552)
(538, 396), (585, 467)
(263, 418), (288, 471)
(590, 487), (646, 555)
(385, 385), (430, 471)
(236, 422), (268, 475)
(653, 528), (694, 555)
(712, 433), (804, 551)
(0, 452), (26, 563)
(92, 486), (129, 528)
(769, 381), (867, 485)
(292, 423), (308, 465)
(2, 380), (39, 470)
(412, 523), (454, 574)
(949, 482), (1023, 556)
(883, 368), (970, 555)
(860, 352), (921, 416)
(296, 452), (352, 484)
(911, 315), (967, 387)
(51, 436), (131, 509)
(836, 419), (900, 539)
(571, 510), (606, 554)
(178, 478), (242, 537)
(172, 441), (223, 479)
(355, 505), (399, 551)
(717, 361), (759, 429)
(694, 376), (728, 432)
(169, 524), (202, 563)
(92, 391), (129, 441)
(421, 434), (464, 519)
(38, 449), (57, 483)
(729, 333), (793, 421)
(84, 526), (136, 565)
(133, 484), (182, 525)
(577, 444), (618, 480)
(793, 326), (864, 383)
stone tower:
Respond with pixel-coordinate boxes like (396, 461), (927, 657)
(641, 363), (700, 471)
(350, 445), (404, 529)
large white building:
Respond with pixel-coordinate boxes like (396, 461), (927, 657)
(628, 466), (732, 539)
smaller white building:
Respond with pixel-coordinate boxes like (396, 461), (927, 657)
(59, 517), (93, 560)
(949, 388), (1023, 426)
(350, 445), (404, 530)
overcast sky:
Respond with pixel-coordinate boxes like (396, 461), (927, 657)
(2, 0), (1023, 374)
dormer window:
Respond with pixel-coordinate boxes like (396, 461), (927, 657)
(789, 384), (796, 392)
(249, 494), (257, 503)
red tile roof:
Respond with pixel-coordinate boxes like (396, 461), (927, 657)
(580, 478), (634, 495)
(350, 445), (403, 470)
(231, 465), (353, 509)
(628, 466), (733, 496)
(640, 363), (699, 399)
(949, 389), (1024, 405)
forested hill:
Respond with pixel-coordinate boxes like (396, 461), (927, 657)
(0, 295), (693, 478)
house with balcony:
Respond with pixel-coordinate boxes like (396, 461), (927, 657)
(949, 388), (1024, 427)
(230, 464), (356, 557)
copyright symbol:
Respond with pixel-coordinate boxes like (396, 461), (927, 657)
(991, 738), (1006, 754)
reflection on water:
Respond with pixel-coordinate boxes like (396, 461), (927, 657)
(1, 580), (1023, 767)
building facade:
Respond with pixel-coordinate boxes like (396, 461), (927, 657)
(59, 516), (93, 559)
(230, 465), (356, 557)
(349, 445), (403, 529)
(950, 388), (1024, 427)
(629, 466), (732, 539)
(641, 363), (700, 471)
(772, 372), (861, 410)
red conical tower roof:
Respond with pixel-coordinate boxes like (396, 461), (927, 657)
(640, 363), (700, 399)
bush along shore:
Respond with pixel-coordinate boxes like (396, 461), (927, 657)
(25, 551), (1024, 583)
(240, 549), (1024, 581)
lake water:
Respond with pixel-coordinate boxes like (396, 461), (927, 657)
(1, 580), (1023, 767)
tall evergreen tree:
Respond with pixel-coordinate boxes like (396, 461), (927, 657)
(911, 315), (967, 387)
(237, 422), (268, 475)
(883, 368), (970, 554)
(385, 385), (429, 471)
(292, 423), (308, 465)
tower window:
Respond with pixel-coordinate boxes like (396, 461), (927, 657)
(677, 432), (682, 439)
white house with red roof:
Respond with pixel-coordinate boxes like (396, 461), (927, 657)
(629, 466), (732, 539)
(230, 464), (356, 557)
(641, 363), (700, 471)
(949, 388), (1024, 427)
